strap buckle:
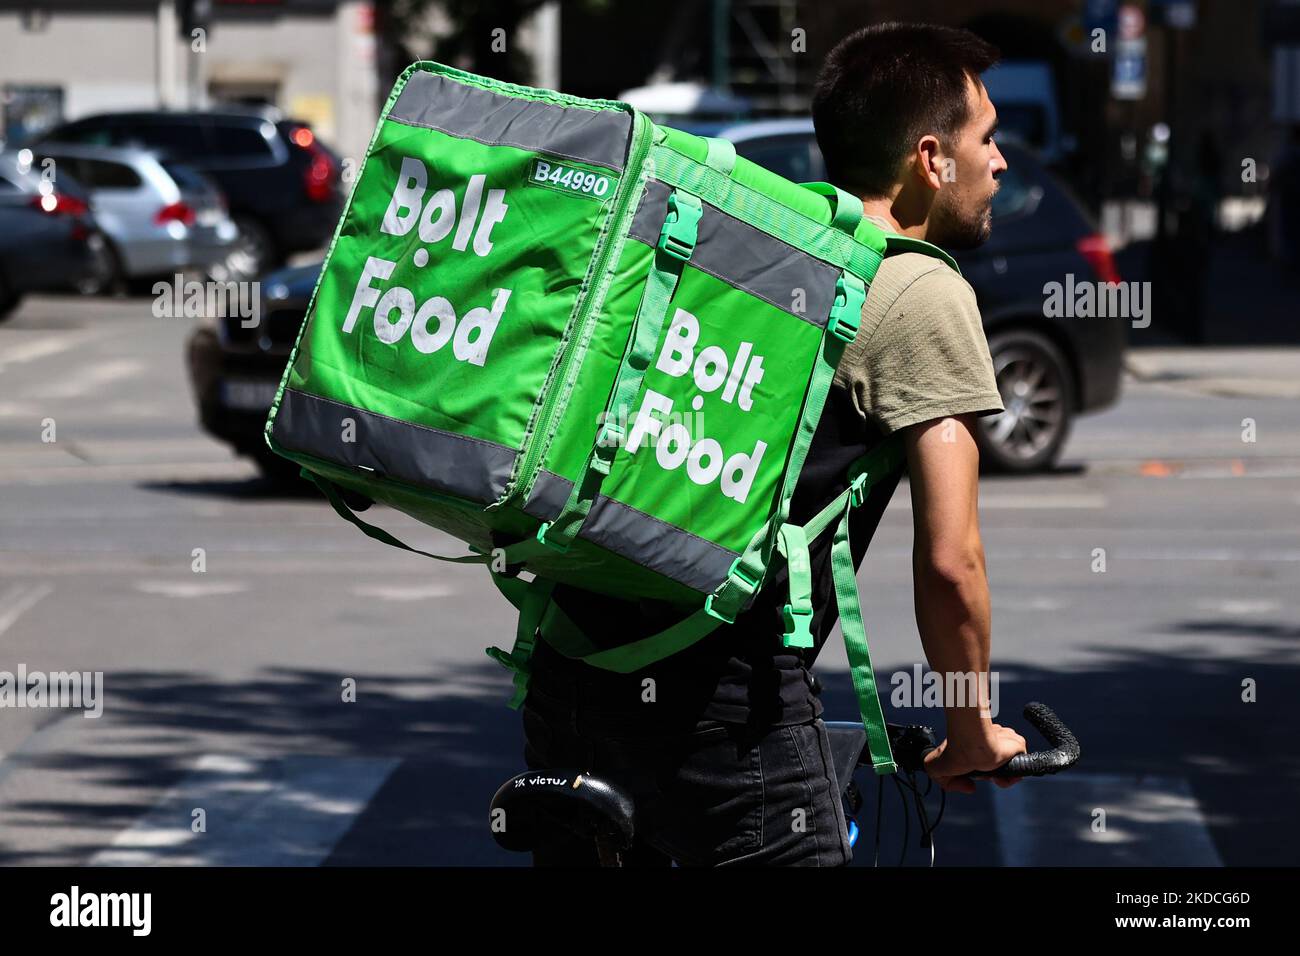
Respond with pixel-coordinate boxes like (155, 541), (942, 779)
(827, 274), (863, 343)
(782, 604), (814, 649)
(657, 191), (702, 262)
(533, 521), (570, 553)
(593, 421), (623, 464)
(485, 645), (530, 676)
(848, 472), (869, 508)
(704, 556), (761, 624)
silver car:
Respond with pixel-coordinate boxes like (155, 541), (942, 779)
(28, 143), (239, 282)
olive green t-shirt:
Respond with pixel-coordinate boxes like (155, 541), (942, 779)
(837, 220), (1005, 434)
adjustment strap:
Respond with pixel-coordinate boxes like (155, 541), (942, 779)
(534, 188), (703, 556)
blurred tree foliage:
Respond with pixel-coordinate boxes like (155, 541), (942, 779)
(375, 0), (609, 87)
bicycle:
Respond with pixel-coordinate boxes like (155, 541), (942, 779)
(488, 701), (1080, 866)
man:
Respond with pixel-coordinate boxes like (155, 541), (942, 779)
(519, 21), (1027, 867)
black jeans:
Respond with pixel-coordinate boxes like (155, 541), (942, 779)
(519, 679), (854, 867)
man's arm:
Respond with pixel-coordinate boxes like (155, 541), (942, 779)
(904, 413), (1027, 793)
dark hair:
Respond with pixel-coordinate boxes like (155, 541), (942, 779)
(812, 22), (1000, 197)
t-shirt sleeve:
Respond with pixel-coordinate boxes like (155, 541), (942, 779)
(852, 264), (1005, 434)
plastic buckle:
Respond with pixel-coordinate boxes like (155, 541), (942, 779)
(658, 192), (702, 262)
(705, 557), (761, 623)
(848, 472), (869, 508)
(594, 421), (623, 463)
(782, 604), (814, 649)
(534, 521), (570, 554)
(827, 277), (860, 343)
(486, 645), (526, 674)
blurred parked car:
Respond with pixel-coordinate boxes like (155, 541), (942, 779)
(187, 261), (319, 481)
(33, 107), (343, 281)
(0, 150), (111, 321)
(29, 144), (238, 285)
(719, 120), (1125, 472)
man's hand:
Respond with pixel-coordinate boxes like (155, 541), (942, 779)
(923, 723), (1028, 794)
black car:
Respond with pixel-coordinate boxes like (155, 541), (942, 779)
(33, 107), (343, 281)
(0, 151), (111, 321)
(720, 119), (1125, 472)
(187, 261), (319, 481)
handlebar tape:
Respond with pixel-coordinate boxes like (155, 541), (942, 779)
(966, 702), (1081, 779)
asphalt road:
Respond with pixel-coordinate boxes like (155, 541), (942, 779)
(1, 293), (1297, 866)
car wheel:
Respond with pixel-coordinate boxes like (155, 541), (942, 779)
(976, 329), (1075, 473)
(221, 217), (278, 282)
(77, 234), (125, 296)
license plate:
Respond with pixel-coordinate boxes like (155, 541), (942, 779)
(219, 379), (278, 411)
(197, 208), (223, 226)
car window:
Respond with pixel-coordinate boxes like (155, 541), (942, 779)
(35, 154), (81, 186)
(161, 161), (213, 192)
(52, 122), (116, 148)
(114, 121), (208, 159)
(206, 122), (276, 161)
(991, 161), (1036, 219)
(75, 158), (143, 190)
(993, 105), (1047, 153)
(733, 134), (824, 184)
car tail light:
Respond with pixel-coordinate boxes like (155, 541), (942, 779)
(1076, 234), (1121, 284)
(290, 124), (338, 203)
(30, 193), (89, 217)
(155, 201), (197, 226)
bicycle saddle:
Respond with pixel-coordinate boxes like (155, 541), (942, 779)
(488, 769), (636, 853)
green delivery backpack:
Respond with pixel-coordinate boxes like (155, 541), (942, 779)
(265, 61), (958, 773)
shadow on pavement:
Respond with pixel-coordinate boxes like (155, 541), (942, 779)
(1, 638), (1292, 866)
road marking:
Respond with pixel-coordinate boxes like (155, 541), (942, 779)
(1194, 598), (1280, 615)
(89, 754), (401, 866)
(0, 460), (256, 485)
(28, 359), (144, 399)
(993, 773), (1223, 866)
(134, 580), (248, 598)
(351, 583), (457, 601)
(0, 582), (53, 637)
(0, 331), (101, 372)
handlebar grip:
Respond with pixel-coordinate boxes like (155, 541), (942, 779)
(966, 702), (1080, 779)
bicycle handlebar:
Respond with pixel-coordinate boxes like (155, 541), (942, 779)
(959, 702), (1080, 779)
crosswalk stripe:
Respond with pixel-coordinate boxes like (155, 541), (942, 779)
(0, 582), (53, 637)
(89, 754), (401, 866)
(993, 773), (1223, 866)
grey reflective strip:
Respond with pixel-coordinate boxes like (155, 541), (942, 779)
(273, 389), (515, 504)
(389, 70), (632, 172)
(629, 178), (839, 325)
(524, 469), (737, 594)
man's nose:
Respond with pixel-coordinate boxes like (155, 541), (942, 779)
(991, 141), (1008, 175)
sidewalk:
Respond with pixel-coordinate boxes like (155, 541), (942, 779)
(1123, 346), (1300, 399)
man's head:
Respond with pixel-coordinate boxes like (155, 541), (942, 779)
(812, 22), (1006, 249)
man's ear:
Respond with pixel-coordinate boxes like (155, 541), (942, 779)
(913, 134), (945, 192)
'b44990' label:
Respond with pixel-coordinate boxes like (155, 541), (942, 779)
(527, 158), (617, 200)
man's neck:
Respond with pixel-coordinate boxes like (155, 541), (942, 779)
(860, 192), (931, 241)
